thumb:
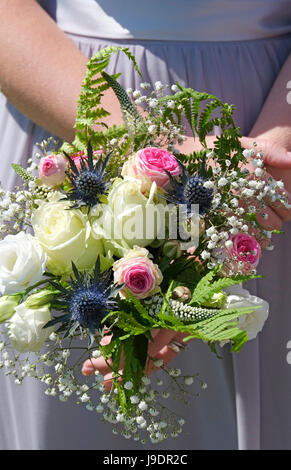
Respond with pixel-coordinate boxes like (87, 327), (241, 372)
(264, 149), (291, 169)
(240, 137), (291, 169)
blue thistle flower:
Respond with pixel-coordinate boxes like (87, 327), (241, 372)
(44, 258), (122, 337)
(163, 160), (214, 215)
(63, 142), (112, 211)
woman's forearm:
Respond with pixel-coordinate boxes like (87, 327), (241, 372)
(249, 53), (291, 149)
(0, 0), (122, 141)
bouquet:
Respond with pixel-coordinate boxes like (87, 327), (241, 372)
(0, 48), (288, 444)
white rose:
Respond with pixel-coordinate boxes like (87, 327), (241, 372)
(7, 303), (54, 352)
(0, 232), (46, 295)
(225, 284), (269, 340)
(92, 178), (165, 257)
(32, 200), (105, 275)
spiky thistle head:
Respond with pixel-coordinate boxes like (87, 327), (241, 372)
(44, 257), (122, 337)
(63, 142), (112, 211)
(162, 159), (214, 215)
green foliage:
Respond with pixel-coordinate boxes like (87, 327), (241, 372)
(153, 294), (255, 352)
(161, 255), (202, 289)
(74, 46), (141, 150)
(115, 310), (148, 335)
(159, 281), (175, 317)
(158, 85), (244, 171)
(122, 289), (155, 325)
(182, 304), (254, 352)
(122, 335), (148, 392)
(99, 334), (122, 375)
(190, 268), (262, 306)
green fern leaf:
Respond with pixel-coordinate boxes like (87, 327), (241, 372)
(74, 46), (142, 148)
(190, 269), (261, 306)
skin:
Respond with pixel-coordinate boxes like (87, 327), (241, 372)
(1, 0), (291, 386)
(0, 0), (123, 141)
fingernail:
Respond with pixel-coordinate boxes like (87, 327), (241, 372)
(82, 364), (94, 375)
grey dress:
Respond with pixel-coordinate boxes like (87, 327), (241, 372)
(0, 0), (291, 450)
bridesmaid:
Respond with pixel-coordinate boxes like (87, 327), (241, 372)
(0, 0), (291, 450)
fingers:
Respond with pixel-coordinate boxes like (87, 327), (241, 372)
(261, 172), (291, 223)
(241, 136), (291, 201)
(256, 206), (283, 231)
(264, 148), (291, 170)
(146, 345), (178, 376)
(147, 329), (177, 357)
(82, 356), (113, 376)
(267, 196), (291, 223)
(82, 329), (189, 388)
(240, 137), (291, 169)
(146, 332), (191, 376)
(265, 166), (291, 194)
(82, 333), (116, 376)
(103, 370), (123, 392)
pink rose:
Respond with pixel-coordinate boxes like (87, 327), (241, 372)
(225, 233), (261, 274)
(122, 147), (180, 192)
(113, 247), (163, 299)
(70, 150), (104, 171)
(38, 154), (67, 188)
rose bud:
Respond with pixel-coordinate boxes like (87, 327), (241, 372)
(38, 154), (67, 188)
(172, 286), (191, 303)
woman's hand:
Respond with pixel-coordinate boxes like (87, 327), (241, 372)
(179, 134), (291, 231)
(82, 330), (188, 390)
(241, 136), (291, 230)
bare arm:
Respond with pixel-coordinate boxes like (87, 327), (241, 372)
(249, 53), (291, 149)
(0, 0), (122, 141)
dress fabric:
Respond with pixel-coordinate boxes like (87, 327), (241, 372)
(43, 0), (291, 41)
(0, 2), (291, 450)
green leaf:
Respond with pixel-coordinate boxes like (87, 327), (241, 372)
(133, 334), (148, 371)
(117, 383), (127, 414)
(116, 310), (149, 335)
(122, 336), (146, 391)
(190, 269), (262, 306)
(123, 289), (154, 325)
(74, 46), (142, 149)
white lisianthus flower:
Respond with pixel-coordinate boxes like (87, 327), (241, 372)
(0, 232), (46, 295)
(92, 178), (165, 257)
(225, 284), (269, 340)
(32, 200), (106, 275)
(7, 303), (54, 352)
